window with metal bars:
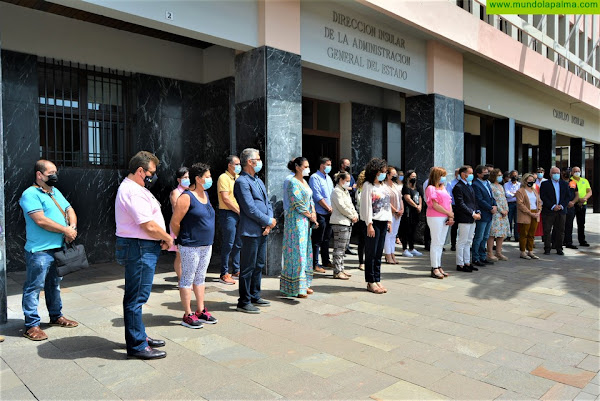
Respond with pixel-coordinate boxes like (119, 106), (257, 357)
(38, 58), (131, 168)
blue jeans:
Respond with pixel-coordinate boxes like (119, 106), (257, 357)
(472, 220), (492, 261)
(238, 235), (266, 307)
(116, 237), (161, 353)
(507, 202), (519, 240)
(219, 210), (241, 276)
(22, 250), (63, 329)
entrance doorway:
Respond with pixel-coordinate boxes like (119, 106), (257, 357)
(302, 97), (340, 170)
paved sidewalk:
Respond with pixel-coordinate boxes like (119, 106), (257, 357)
(1, 215), (599, 400)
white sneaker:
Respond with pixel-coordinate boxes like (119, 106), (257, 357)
(411, 249), (423, 256)
(402, 250), (414, 257)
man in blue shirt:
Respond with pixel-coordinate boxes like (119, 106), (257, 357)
(19, 160), (79, 341)
(309, 157), (334, 273)
(234, 148), (275, 313)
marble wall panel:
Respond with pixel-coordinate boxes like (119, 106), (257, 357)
(0, 46), (6, 321)
(351, 103), (384, 172)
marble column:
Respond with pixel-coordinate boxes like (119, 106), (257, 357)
(235, 46), (301, 276)
(569, 137), (586, 174)
(539, 129), (557, 170)
(492, 118), (515, 172)
(593, 144), (600, 213)
(351, 103), (383, 172)
(405, 94), (464, 182)
(0, 43), (7, 323)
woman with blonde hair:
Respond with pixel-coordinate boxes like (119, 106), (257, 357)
(425, 167), (454, 279)
(515, 173), (542, 260)
(488, 168), (510, 260)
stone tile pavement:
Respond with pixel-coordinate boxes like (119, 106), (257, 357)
(1, 214), (599, 400)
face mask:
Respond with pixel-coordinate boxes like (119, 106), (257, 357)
(343, 181), (351, 188)
(537, 173), (543, 179)
(466, 174), (474, 182)
(253, 160), (263, 173)
(527, 181), (534, 187)
(45, 174), (58, 186)
(144, 173), (158, 190)
(573, 172), (581, 178)
(496, 176), (503, 183)
(398, 176), (404, 182)
(552, 173), (560, 181)
(378, 173), (387, 182)
(482, 173), (490, 180)
(343, 165), (351, 174)
(409, 178), (417, 184)
(202, 177), (213, 190)
(234, 165), (242, 175)
(440, 176), (447, 185)
(391, 175), (398, 182)
(324, 165), (332, 174)
(511, 176), (517, 182)
(302, 167), (310, 177)
(180, 178), (190, 188)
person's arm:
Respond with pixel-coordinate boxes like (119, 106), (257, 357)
(140, 220), (173, 244)
(66, 207), (78, 230)
(169, 189), (180, 210)
(338, 190), (358, 220)
(582, 186), (592, 203)
(220, 191), (240, 214)
(169, 193), (191, 238)
(473, 183), (493, 212)
(289, 179), (312, 217)
(360, 183), (374, 225)
(234, 178), (273, 227)
(29, 211), (77, 241)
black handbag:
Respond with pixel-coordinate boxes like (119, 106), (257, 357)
(45, 189), (89, 277)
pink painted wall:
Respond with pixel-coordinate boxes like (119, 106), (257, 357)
(427, 41), (463, 100)
(356, 0), (599, 110)
(259, 0), (300, 55)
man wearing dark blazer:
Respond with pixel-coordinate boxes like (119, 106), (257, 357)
(233, 148), (276, 313)
(540, 166), (570, 255)
(471, 165), (498, 266)
(453, 165), (482, 272)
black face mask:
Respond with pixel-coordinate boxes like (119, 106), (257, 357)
(344, 166), (351, 174)
(45, 174), (58, 186)
(482, 174), (490, 180)
(144, 173), (158, 190)
(527, 182), (534, 187)
(409, 178), (417, 184)
(511, 176), (517, 182)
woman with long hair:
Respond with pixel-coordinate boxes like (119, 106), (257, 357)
(360, 158), (392, 294)
(400, 170), (423, 257)
(425, 167), (454, 279)
(383, 166), (403, 264)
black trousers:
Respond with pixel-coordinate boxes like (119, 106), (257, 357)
(356, 220), (366, 264)
(575, 204), (587, 244)
(312, 213), (332, 266)
(450, 206), (458, 247)
(542, 211), (566, 252)
(564, 207), (576, 245)
(364, 220), (387, 283)
(400, 217), (418, 250)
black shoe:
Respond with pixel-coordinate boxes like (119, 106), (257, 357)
(456, 265), (473, 272)
(252, 298), (271, 307)
(469, 265), (479, 271)
(451, 246), (456, 251)
(481, 259), (494, 265)
(544, 250), (551, 255)
(442, 248), (446, 252)
(146, 337), (165, 348)
(565, 244), (578, 249)
(557, 250), (564, 255)
(345, 249), (357, 255)
(473, 260), (485, 267)
(128, 346), (166, 360)
(580, 242), (590, 247)
(236, 304), (260, 314)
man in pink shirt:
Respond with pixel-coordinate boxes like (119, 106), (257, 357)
(115, 151), (173, 360)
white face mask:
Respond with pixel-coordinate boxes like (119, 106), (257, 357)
(343, 181), (351, 188)
(573, 172), (581, 178)
(302, 167), (310, 177)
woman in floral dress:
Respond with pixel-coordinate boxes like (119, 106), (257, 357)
(487, 168), (510, 261)
(280, 157), (318, 298)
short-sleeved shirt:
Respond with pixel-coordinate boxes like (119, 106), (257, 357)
(20, 186), (71, 253)
(217, 171), (239, 210)
(115, 177), (166, 240)
(425, 186), (452, 218)
(402, 185), (422, 222)
(309, 171), (334, 215)
(178, 190), (215, 247)
(572, 176), (591, 205)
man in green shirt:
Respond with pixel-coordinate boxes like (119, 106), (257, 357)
(571, 166), (592, 247)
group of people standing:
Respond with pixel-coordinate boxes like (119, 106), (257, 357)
(17, 150), (592, 362)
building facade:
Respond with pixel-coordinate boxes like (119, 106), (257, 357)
(0, 0), (598, 286)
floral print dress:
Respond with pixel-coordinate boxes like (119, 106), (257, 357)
(280, 177), (314, 297)
(490, 183), (510, 238)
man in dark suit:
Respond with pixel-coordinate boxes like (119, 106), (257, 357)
(540, 166), (570, 255)
(233, 148), (276, 313)
(471, 165), (497, 266)
(452, 165), (481, 272)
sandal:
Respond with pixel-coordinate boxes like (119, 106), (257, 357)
(431, 268), (444, 279)
(528, 252), (539, 260)
(49, 316), (79, 328)
(307, 288), (314, 294)
(376, 282), (388, 293)
(358, 264), (365, 271)
(439, 267), (449, 277)
(297, 294), (308, 298)
(24, 326), (48, 341)
(367, 283), (384, 294)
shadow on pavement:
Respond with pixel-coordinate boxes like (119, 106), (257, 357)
(37, 336), (124, 360)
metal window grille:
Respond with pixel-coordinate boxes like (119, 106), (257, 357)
(38, 58), (131, 168)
